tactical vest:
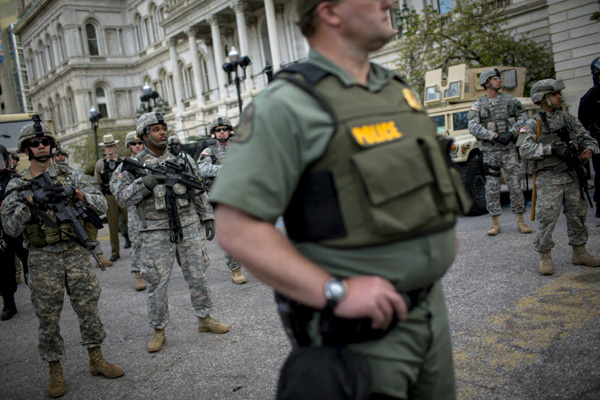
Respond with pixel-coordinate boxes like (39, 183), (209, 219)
(100, 158), (121, 194)
(278, 64), (472, 248)
(208, 143), (228, 165)
(136, 150), (196, 221)
(476, 94), (517, 136)
(530, 112), (578, 173)
(19, 169), (98, 247)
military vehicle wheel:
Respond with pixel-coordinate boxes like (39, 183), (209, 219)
(461, 155), (487, 216)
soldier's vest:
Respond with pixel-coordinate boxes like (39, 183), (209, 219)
(100, 158), (122, 194)
(136, 150), (196, 221)
(476, 94), (517, 136)
(19, 169), (98, 247)
(277, 63), (472, 248)
(208, 143), (228, 165)
(530, 112), (578, 173)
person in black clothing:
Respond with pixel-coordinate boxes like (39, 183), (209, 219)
(578, 56), (600, 217)
(0, 144), (28, 320)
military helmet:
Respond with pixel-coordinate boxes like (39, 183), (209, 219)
(209, 115), (233, 135)
(591, 56), (600, 76)
(479, 68), (501, 86)
(53, 140), (67, 156)
(18, 121), (56, 153)
(125, 131), (140, 147)
(0, 144), (9, 170)
(136, 112), (167, 138)
(530, 79), (565, 104)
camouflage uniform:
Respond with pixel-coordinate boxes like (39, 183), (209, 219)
(0, 164), (108, 361)
(468, 92), (528, 215)
(110, 146), (215, 329)
(520, 110), (599, 252)
(198, 143), (242, 272)
(127, 205), (142, 273)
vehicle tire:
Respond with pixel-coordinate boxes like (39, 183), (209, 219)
(460, 155), (487, 216)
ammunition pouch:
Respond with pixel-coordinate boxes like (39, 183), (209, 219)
(483, 162), (501, 177)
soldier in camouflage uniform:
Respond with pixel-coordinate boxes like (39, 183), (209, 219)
(520, 79), (600, 275)
(110, 112), (229, 353)
(123, 131), (146, 291)
(1, 121), (124, 398)
(198, 116), (247, 284)
(468, 68), (531, 236)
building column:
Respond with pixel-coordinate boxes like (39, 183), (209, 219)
(263, 0), (282, 72)
(209, 15), (227, 101)
(188, 28), (205, 106)
(234, 2), (254, 90)
(168, 37), (185, 113)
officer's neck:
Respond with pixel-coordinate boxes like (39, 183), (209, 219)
(540, 103), (557, 113)
(486, 88), (500, 99)
(146, 142), (166, 156)
(105, 153), (118, 161)
(29, 159), (51, 177)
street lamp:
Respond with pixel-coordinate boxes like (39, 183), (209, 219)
(136, 84), (170, 117)
(89, 106), (102, 161)
(222, 46), (252, 116)
(395, 2), (414, 36)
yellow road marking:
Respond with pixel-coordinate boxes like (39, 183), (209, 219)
(98, 235), (110, 241)
(453, 271), (600, 399)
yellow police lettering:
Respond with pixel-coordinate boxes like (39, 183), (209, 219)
(352, 121), (402, 146)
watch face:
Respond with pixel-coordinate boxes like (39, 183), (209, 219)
(325, 279), (347, 301)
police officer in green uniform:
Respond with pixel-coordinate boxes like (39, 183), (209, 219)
(210, 1), (471, 398)
(93, 134), (129, 261)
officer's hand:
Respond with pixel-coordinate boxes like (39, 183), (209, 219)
(551, 145), (571, 160)
(579, 148), (593, 160)
(142, 175), (166, 190)
(47, 185), (76, 200)
(204, 219), (215, 241)
(32, 183), (61, 203)
(335, 276), (408, 330)
(496, 132), (513, 145)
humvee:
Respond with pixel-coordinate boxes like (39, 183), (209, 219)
(424, 64), (537, 215)
(0, 113), (56, 171)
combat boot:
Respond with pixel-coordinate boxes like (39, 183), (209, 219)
(48, 361), (66, 398)
(134, 271), (146, 291)
(123, 234), (131, 249)
(97, 254), (113, 268)
(516, 213), (532, 234)
(1, 296), (17, 321)
(148, 328), (167, 353)
(231, 268), (247, 285)
(571, 245), (600, 267)
(198, 315), (230, 334)
(88, 346), (124, 378)
(539, 251), (554, 275)
(487, 215), (501, 236)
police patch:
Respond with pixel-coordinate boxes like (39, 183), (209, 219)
(232, 102), (255, 144)
(402, 89), (423, 111)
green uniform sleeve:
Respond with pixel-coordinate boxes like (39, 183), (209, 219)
(210, 81), (335, 223)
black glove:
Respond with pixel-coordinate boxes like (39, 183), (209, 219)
(551, 145), (572, 161)
(204, 219), (215, 241)
(47, 185), (75, 200)
(496, 132), (513, 146)
(142, 175), (166, 190)
(32, 183), (62, 204)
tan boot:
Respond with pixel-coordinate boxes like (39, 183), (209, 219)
(48, 361), (66, 398)
(148, 329), (167, 353)
(88, 346), (124, 378)
(231, 268), (247, 285)
(571, 245), (600, 267)
(539, 251), (554, 275)
(198, 315), (230, 334)
(97, 254), (113, 268)
(134, 271), (146, 291)
(516, 213), (532, 234)
(487, 215), (501, 236)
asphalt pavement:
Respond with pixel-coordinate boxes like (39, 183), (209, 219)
(1, 200), (599, 400)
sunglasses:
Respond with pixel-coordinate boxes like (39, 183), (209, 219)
(131, 142), (144, 146)
(214, 127), (230, 133)
(28, 138), (52, 148)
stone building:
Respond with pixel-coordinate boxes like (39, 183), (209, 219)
(9, 0), (600, 152)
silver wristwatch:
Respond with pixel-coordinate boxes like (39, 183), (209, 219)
(323, 278), (347, 312)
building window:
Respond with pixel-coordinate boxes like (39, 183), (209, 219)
(95, 86), (109, 117)
(86, 23), (99, 56)
(438, 0), (452, 14)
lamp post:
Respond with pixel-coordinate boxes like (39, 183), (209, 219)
(136, 84), (170, 117)
(222, 46), (252, 116)
(89, 106), (102, 161)
(395, 2), (414, 36)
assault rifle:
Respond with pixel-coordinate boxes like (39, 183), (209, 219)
(30, 173), (105, 270)
(552, 129), (594, 208)
(122, 156), (206, 243)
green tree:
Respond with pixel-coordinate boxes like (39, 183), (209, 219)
(396, 1), (554, 99)
(71, 127), (132, 176)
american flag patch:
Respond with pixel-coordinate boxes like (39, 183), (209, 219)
(201, 148), (211, 156)
(470, 105), (478, 111)
(118, 172), (125, 180)
(519, 126), (527, 133)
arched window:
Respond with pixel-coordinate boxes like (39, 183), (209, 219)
(37, 40), (46, 76)
(86, 23), (99, 56)
(134, 14), (144, 50)
(181, 62), (194, 99)
(56, 25), (66, 64)
(27, 48), (36, 81)
(95, 86), (109, 118)
(66, 87), (76, 125)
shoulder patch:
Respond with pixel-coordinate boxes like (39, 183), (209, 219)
(232, 102), (255, 144)
(519, 126), (527, 133)
(471, 104), (478, 111)
(200, 148), (212, 156)
(402, 88), (423, 111)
